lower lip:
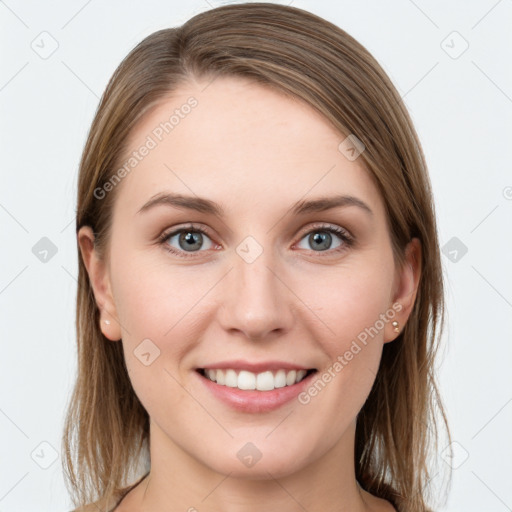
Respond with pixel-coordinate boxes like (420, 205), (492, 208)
(196, 370), (316, 413)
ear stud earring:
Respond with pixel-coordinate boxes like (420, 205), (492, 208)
(104, 319), (111, 325)
(392, 321), (400, 333)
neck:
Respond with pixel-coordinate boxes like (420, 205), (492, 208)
(134, 419), (372, 512)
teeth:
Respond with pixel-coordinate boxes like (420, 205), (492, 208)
(274, 369), (286, 388)
(285, 370), (297, 386)
(202, 368), (311, 391)
(238, 370), (256, 390)
(216, 369), (225, 385)
(256, 371), (274, 391)
(225, 369), (238, 388)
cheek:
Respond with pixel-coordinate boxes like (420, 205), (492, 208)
(299, 259), (395, 353)
(109, 250), (214, 406)
(293, 255), (395, 412)
(111, 248), (213, 343)
(110, 255), (207, 420)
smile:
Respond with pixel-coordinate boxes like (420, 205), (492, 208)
(196, 363), (318, 413)
(198, 368), (315, 391)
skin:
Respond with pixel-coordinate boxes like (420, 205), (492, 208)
(79, 75), (420, 512)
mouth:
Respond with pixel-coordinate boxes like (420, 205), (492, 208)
(196, 367), (317, 391)
(195, 364), (318, 413)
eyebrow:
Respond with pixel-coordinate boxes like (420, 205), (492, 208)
(136, 192), (373, 217)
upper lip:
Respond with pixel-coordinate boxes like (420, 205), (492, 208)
(198, 360), (315, 373)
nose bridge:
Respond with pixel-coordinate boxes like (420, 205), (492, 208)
(219, 243), (293, 340)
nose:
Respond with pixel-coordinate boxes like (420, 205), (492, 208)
(218, 248), (295, 341)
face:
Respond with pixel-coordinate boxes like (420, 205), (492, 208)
(79, 76), (419, 479)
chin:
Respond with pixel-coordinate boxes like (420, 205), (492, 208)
(189, 436), (316, 480)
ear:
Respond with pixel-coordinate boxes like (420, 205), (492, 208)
(384, 237), (422, 343)
(77, 226), (122, 341)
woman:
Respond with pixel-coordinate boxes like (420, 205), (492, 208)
(63, 3), (451, 511)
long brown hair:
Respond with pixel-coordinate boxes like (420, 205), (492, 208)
(63, 3), (451, 510)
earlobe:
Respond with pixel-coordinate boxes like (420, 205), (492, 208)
(385, 238), (422, 343)
(77, 226), (122, 342)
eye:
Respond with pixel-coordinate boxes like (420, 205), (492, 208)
(295, 224), (353, 253)
(158, 224), (216, 257)
(158, 223), (354, 259)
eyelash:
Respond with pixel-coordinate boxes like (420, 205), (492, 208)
(157, 222), (354, 259)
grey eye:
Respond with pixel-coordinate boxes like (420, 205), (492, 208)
(296, 230), (343, 252)
(167, 230), (214, 252)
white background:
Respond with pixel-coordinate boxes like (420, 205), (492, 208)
(1, 1), (511, 510)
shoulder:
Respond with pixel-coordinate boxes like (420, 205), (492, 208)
(71, 498), (119, 512)
(70, 473), (149, 512)
(359, 488), (398, 512)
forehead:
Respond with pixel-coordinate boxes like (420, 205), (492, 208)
(112, 76), (384, 221)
